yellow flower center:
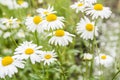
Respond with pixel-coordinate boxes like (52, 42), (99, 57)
(44, 54), (52, 59)
(55, 30), (65, 37)
(86, 23), (94, 31)
(94, 4), (103, 10)
(17, 0), (24, 5)
(46, 14), (57, 22)
(101, 55), (107, 60)
(44, 11), (49, 15)
(78, 3), (83, 7)
(33, 16), (42, 24)
(2, 56), (14, 66)
(25, 48), (34, 55)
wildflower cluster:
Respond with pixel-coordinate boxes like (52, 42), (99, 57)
(0, 0), (119, 80)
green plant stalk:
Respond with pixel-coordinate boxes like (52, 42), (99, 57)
(9, 26), (18, 47)
(45, 65), (49, 80)
(56, 46), (66, 80)
(112, 70), (120, 80)
(56, 61), (66, 80)
(86, 61), (89, 79)
(34, 31), (39, 45)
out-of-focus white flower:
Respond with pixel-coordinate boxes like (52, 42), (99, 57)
(16, 30), (25, 38)
(70, 1), (87, 13)
(2, 17), (19, 28)
(83, 53), (93, 60)
(94, 54), (114, 67)
(36, 5), (57, 17)
(38, 0), (43, 3)
(0, 0), (28, 9)
(16, 0), (28, 8)
(3, 32), (11, 39)
(0, 18), (8, 30)
(3, 48), (12, 54)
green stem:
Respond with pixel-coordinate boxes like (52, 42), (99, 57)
(9, 26), (18, 47)
(34, 31), (39, 45)
(56, 46), (66, 80)
(86, 61), (89, 79)
(112, 70), (120, 80)
(46, 65), (49, 80)
(56, 61), (66, 80)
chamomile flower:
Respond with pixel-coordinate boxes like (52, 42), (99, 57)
(36, 5), (57, 17)
(76, 16), (98, 40)
(83, 53), (93, 60)
(2, 17), (19, 28)
(38, 0), (43, 3)
(94, 54), (114, 67)
(25, 15), (45, 33)
(86, 3), (112, 19)
(0, 0), (28, 9)
(48, 30), (75, 46)
(42, 14), (64, 31)
(70, 1), (86, 13)
(16, 0), (28, 8)
(0, 56), (25, 78)
(14, 41), (43, 64)
(41, 51), (57, 65)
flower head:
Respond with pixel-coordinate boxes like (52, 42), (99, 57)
(94, 54), (114, 67)
(36, 5), (57, 17)
(48, 30), (75, 46)
(14, 41), (43, 64)
(86, 3), (112, 19)
(42, 14), (64, 31)
(70, 1), (86, 13)
(41, 51), (57, 65)
(0, 56), (25, 78)
(25, 15), (45, 33)
(77, 16), (98, 40)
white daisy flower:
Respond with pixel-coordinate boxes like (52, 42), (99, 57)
(0, 56), (25, 78)
(41, 51), (57, 65)
(0, 0), (28, 9)
(38, 0), (43, 3)
(94, 54), (114, 67)
(70, 1), (86, 13)
(76, 16), (98, 40)
(48, 30), (75, 46)
(2, 17), (19, 28)
(83, 53), (93, 60)
(25, 15), (45, 33)
(42, 14), (64, 31)
(16, 0), (29, 8)
(36, 5), (57, 17)
(86, 3), (112, 19)
(14, 41), (43, 64)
